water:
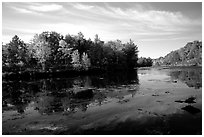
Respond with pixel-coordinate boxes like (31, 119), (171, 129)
(2, 67), (202, 135)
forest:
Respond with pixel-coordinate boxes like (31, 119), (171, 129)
(3, 31), (153, 75)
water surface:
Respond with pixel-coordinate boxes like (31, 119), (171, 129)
(2, 67), (202, 135)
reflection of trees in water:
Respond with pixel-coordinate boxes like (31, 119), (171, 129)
(2, 81), (39, 113)
(34, 92), (65, 114)
(73, 76), (92, 88)
(90, 70), (139, 88)
(33, 91), (92, 115)
(2, 70), (139, 115)
(169, 68), (202, 89)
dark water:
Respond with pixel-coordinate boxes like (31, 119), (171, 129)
(2, 67), (202, 135)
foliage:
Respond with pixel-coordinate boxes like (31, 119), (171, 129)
(81, 52), (91, 70)
(3, 31), (140, 73)
(30, 34), (52, 71)
(2, 35), (29, 72)
(88, 35), (104, 68)
(137, 57), (153, 67)
(122, 39), (139, 69)
(71, 50), (91, 71)
(71, 50), (82, 70)
(58, 40), (73, 68)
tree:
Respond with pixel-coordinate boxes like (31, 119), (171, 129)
(42, 31), (62, 66)
(4, 35), (29, 72)
(58, 40), (73, 67)
(94, 34), (100, 44)
(73, 32), (86, 59)
(104, 40), (126, 69)
(105, 40), (124, 51)
(3, 31), (142, 73)
(137, 57), (153, 67)
(71, 50), (82, 70)
(71, 50), (91, 71)
(30, 31), (64, 71)
(81, 52), (91, 70)
(31, 34), (52, 71)
(88, 34), (104, 68)
(2, 44), (10, 72)
(123, 39), (138, 69)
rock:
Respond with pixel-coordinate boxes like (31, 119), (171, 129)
(118, 99), (130, 104)
(184, 97), (196, 104)
(181, 105), (201, 115)
(156, 100), (162, 103)
(73, 88), (94, 99)
(175, 100), (184, 103)
(175, 97), (196, 104)
(138, 108), (142, 111)
(152, 94), (159, 96)
(172, 80), (177, 83)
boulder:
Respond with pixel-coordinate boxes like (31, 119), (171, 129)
(73, 88), (94, 99)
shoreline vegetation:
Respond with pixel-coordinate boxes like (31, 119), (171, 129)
(3, 32), (139, 79)
(2, 31), (202, 80)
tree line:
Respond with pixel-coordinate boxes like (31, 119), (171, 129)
(3, 31), (153, 73)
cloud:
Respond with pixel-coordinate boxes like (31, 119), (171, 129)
(68, 3), (201, 35)
(28, 4), (63, 12)
(10, 6), (36, 14)
(3, 3), (201, 45)
(2, 2), (201, 58)
(72, 3), (94, 10)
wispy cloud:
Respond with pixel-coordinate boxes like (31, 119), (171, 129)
(28, 3), (63, 12)
(11, 6), (33, 14)
(69, 3), (201, 35)
(10, 6), (39, 14)
(72, 3), (94, 10)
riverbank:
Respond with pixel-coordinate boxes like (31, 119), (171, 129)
(2, 68), (104, 81)
(2, 67), (139, 81)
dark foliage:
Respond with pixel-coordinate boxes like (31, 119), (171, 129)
(137, 57), (153, 67)
(2, 32), (139, 73)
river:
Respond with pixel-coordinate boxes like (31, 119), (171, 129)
(2, 67), (202, 135)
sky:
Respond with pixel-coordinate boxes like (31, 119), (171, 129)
(2, 2), (202, 58)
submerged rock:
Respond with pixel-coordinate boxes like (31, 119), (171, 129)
(184, 97), (196, 104)
(181, 105), (201, 115)
(137, 108), (143, 111)
(165, 91), (170, 94)
(175, 96), (196, 104)
(152, 94), (159, 97)
(172, 80), (177, 83)
(175, 100), (184, 103)
(118, 99), (130, 104)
